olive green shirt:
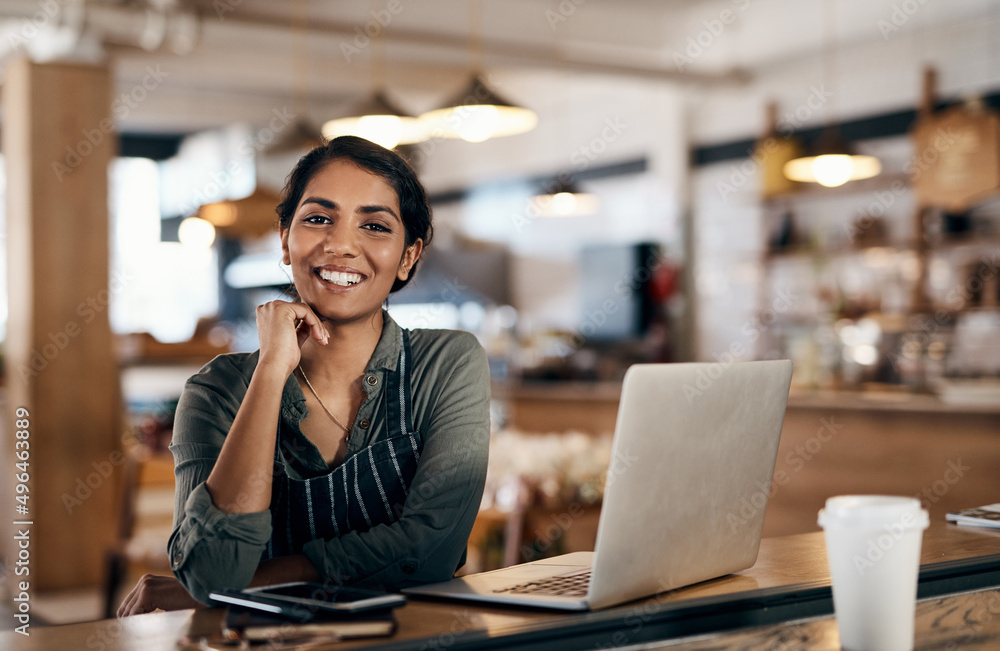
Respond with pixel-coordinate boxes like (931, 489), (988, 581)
(166, 313), (491, 604)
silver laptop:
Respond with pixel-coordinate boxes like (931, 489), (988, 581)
(403, 360), (794, 610)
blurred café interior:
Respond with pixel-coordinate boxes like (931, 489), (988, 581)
(0, 0), (998, 625)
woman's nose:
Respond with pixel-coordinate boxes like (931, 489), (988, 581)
(324, 220), (359, 256)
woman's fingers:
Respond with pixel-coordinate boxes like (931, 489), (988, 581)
(256, 300), (328, 373)
(117, 575), (151, 617)
(293, 303), (329, 345)
(118, 574), (202, 617)
(260, 300), (327, 344)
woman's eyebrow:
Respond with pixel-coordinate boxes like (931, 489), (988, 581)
(359, 204), (400, 221)
(301, 196), (336, 210)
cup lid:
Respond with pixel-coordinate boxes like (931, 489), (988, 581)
(818, 495), (929, 529)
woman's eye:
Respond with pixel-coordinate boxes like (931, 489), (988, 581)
(363, 222), (391, 233)
(303, 214), (331, 224)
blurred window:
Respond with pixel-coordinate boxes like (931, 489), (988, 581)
(110, 157), (219, 343)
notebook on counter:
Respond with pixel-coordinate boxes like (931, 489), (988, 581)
(404, 360), (794, 611)
(222, 606), (397, 643)
(946, 503), (1000, 529)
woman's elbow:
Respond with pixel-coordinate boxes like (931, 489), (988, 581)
(171, 541), (262, 604)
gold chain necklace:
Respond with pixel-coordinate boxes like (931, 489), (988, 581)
(297, 364), (354, 437)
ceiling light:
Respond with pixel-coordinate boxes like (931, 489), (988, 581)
(322, 91), (427, 150)
(530, 178), (599, 217)
(420, 75), (537, 143)
(782, 0), (880, 188)
(783, 130), (881, 188)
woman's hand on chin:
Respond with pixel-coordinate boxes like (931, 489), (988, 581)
(255, 300), (329, 376)
(117, 574), (204, 617)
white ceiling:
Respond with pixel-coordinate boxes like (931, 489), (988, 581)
(0, 0), (996, 134)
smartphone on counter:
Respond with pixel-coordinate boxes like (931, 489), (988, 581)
(209, 582), (407, 621)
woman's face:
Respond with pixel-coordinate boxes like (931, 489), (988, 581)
(281, 159), (422, 325)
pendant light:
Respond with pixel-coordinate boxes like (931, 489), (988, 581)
(528, 42), (593, 217)
(530, 177), (599, 217)
(321, 19), (426, 149)
(782, 0), (880, 188)
(418, 0), (537, 143)
(322, 91), (426, 150)
(783, 129), (882, 188)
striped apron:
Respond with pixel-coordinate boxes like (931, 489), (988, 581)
(262, 329), (421, 560)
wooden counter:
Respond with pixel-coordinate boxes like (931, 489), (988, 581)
(651, 586), (1000, 649)
(6, 522), (999, 650)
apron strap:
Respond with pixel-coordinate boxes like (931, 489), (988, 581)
(384, 329), (418, 452)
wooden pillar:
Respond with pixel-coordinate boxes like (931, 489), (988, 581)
(3, 58), (121, 589)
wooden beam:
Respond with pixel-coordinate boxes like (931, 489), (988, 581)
(2, 58), (122, 589)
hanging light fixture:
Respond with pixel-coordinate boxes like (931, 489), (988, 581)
(782, 0), (880, 188)
(783, 128), (881, 188)
(418, 0), (537, 143)
(322, 90), (426, 149)
(321, 19), (426, 150)
(530, 177), (599, 217)
(420, 75), (537, 143)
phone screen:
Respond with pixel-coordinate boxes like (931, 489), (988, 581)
(257, 584), (394, 604)
(246, 582), (407, 612)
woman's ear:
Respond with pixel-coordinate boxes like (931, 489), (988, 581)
(280, 227), (291, 266)
(397, 239), (424, 281)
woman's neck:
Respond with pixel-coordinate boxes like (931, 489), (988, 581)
(298, 310), (384, 384)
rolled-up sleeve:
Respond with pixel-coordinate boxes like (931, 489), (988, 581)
(301, 332), (491, 589)
(166, 356), (273, 604)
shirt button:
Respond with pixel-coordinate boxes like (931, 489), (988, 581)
(173, 552), (183, 567)
(358, 418), (371, 429)
(401, 562), (417, 574)
(365, 375), (378, 386)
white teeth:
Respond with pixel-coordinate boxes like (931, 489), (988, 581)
(318, 270), (363, 286)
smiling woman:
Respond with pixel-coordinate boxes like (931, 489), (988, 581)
(118, 137), (491, 616)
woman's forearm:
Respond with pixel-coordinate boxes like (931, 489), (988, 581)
(205, 361), (289, 513)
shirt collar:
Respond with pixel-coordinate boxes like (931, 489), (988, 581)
(366, 309), (402, 372)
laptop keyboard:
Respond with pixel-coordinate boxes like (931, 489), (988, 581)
(493, 570), (591, 597)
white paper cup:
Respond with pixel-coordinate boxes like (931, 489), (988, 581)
(818, 495), (929, 651)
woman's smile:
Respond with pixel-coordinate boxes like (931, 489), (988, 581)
(314, 265), (367, 289)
